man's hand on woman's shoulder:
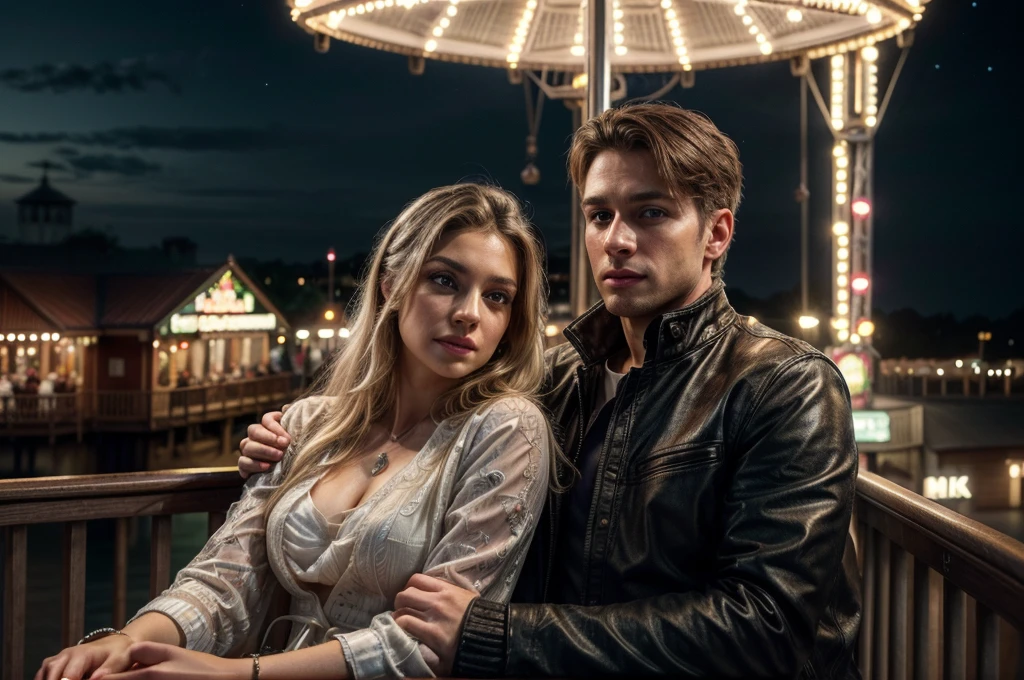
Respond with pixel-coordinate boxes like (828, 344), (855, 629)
(237, 409), (291, 479)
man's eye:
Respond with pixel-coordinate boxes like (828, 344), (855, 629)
(589, 210), (612, 223)
(641, 207), (666, 219)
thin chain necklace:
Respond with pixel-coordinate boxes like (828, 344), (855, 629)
(370, 411), (431, 477)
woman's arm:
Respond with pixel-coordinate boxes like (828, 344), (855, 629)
(335, 397), (551, 680)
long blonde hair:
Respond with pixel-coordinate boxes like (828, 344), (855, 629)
(266, 183), (551, 514)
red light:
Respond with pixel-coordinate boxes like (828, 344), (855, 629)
(327, 248), (336, 262)
(851, 198), (871, 218)
(180, 341), (190, 350)
(851, 275), (870, 293)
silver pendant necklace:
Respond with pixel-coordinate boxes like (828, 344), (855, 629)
(371, 413), (429, 477)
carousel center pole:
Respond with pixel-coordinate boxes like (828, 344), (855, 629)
(570, 0), (613, 318)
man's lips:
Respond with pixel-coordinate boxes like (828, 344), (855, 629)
(602, 269), (645, 288)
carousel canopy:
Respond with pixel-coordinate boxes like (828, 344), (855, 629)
(290, 0), (926, 73)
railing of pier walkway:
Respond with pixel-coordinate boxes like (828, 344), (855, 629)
(0, 375), (298, 436)
(2, 469), (1022, 680)
(854, 472), (1024, 680)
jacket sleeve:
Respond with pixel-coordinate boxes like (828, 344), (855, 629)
(457, 355), (859, 677)
(132, 397), (326, 656)
(335, 397), (551, 680)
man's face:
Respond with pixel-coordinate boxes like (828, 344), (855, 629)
(582, 148), (728, 323)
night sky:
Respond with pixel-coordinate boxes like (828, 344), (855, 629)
(0, 1), (1017, 318)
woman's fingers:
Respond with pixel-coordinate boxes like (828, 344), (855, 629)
(237, 455), (270, 478)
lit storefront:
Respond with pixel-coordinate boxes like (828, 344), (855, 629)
(154, 268), (288, 389)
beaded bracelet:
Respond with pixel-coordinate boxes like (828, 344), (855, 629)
(249, 652), (261, 680)
(77, 628), (130, 646)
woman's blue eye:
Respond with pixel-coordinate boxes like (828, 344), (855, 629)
(486, 292), (511, 305)
(430, 273), (456, 288)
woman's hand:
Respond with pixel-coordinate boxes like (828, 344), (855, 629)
(100, 642), (250, 680)
(35, 633), (134, 680)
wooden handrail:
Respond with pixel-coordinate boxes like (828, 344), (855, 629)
(857, 471), (1024, 614)
(3, 468), (1022, 680)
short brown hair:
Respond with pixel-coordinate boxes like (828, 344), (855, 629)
(568, 103), (743, 277)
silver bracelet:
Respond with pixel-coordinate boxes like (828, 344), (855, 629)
(77, 627), (129, 645)
(249, 653), (261, 680)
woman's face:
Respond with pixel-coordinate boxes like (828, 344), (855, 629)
(394, 228), (519, 384)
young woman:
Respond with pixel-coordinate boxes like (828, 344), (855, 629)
(37, 183), (555, 680)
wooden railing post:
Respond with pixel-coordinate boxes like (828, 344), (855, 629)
(975, 603), (999, 679)
(149, 515), (173, 598)
(861, 526), (876, 680)
(113, 517), (129, 627)
(943, 579), (966, 680)
(891, 546), (910, 680)
(61, 521), (87, 649)
(2, 526), (27, 680)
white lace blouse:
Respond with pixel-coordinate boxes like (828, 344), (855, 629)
(134, 395), (550, 679)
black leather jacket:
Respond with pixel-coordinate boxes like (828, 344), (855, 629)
(454, 282), (862, 678)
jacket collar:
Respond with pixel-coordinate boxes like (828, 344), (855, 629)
(562, 279), (735, 369)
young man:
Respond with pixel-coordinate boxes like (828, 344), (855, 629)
(239, 103), (861, 678)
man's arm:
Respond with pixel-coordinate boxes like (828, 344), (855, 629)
(455, 355), (858, 677)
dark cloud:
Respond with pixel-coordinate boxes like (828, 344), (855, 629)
(0, 125), (312, 152)
(0, 59), (181, 95)
(61, 153), (161, 177)
(26, 159), (70, 171)
(0, 173), (35, 184)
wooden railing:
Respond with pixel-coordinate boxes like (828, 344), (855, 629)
(855, 472), (1024, 679)
(1, 469), (1022, 680)
(0, 375), (299, 435)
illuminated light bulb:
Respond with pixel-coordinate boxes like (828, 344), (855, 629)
(296, 329), (311, 340)
(571, 45), (585, 56)
(837, 261), (849, 273)
(955, 359), (964, 368)
(169, 345), (178, 354)
(356, 4), (365, 13)
(277, 335), (287, 345)
(17, 334), (26, 342)
(937, 368), (945, 376)
(748, 25), (759, 34)
(837, 170), (848, 182)
(988, 369), (995, 377)
(446, 5), (457, 15)
(836, 182), (848, 193)
(831, 55), (844, 68)
(4, 333), (12, 341)
(295, 0), (313, 6)
(614, 33), (624, 44)
(851, 275), (870, 292)
(865, 115), (877, 127)
(837, 156), (849, 169)
(832, 68), (844, 80)
(152, 339), (160, 348)
(833, 144), (846, 157)
(759, 43), (773, 55)
(862, 45), (879, 62)
(545, 324), (559, 337)
(996, 369), (1004, 377)
(836, 194), (848, 205)
(898, 17), (910, 29)
(614, 8), (624, 19)
(29, 334), (37, 341)
(838, 247), (849, 260)
(913, 12), (922, 20)
(866, 7), (882, 24)
(734, 4), (745, 14)
(661, 0), (671, 7)
(838, 329), (850, 341)
(742, 14), (753, 25)
(798, 316), (820, 329)
(837, 289), (849, 302)
(835, 318), (850, 330)
(440, 17), (450, 27)
(857, 320), (875, 336)
(850, 333), (861, 344)
(756, 33), (766, 43)
(433, 26), (443, 36)
(615, 45), (628, 55)
(837, 303), (849, 315)
(852, 197), (871, 217)
(665, 9), (676, 19)
(42, 333), (51, 342)
(838, 236), (849, 248)
(425, 39), (438, 51)
(1010, 464), (1021, 479)
(833, 221), (850, 236)
(837, 275), (849, 287)
(787, 8), (803, 22)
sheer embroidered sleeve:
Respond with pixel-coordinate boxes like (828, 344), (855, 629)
(131, 396), (331, 656)
(336, 396), (551, 679)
